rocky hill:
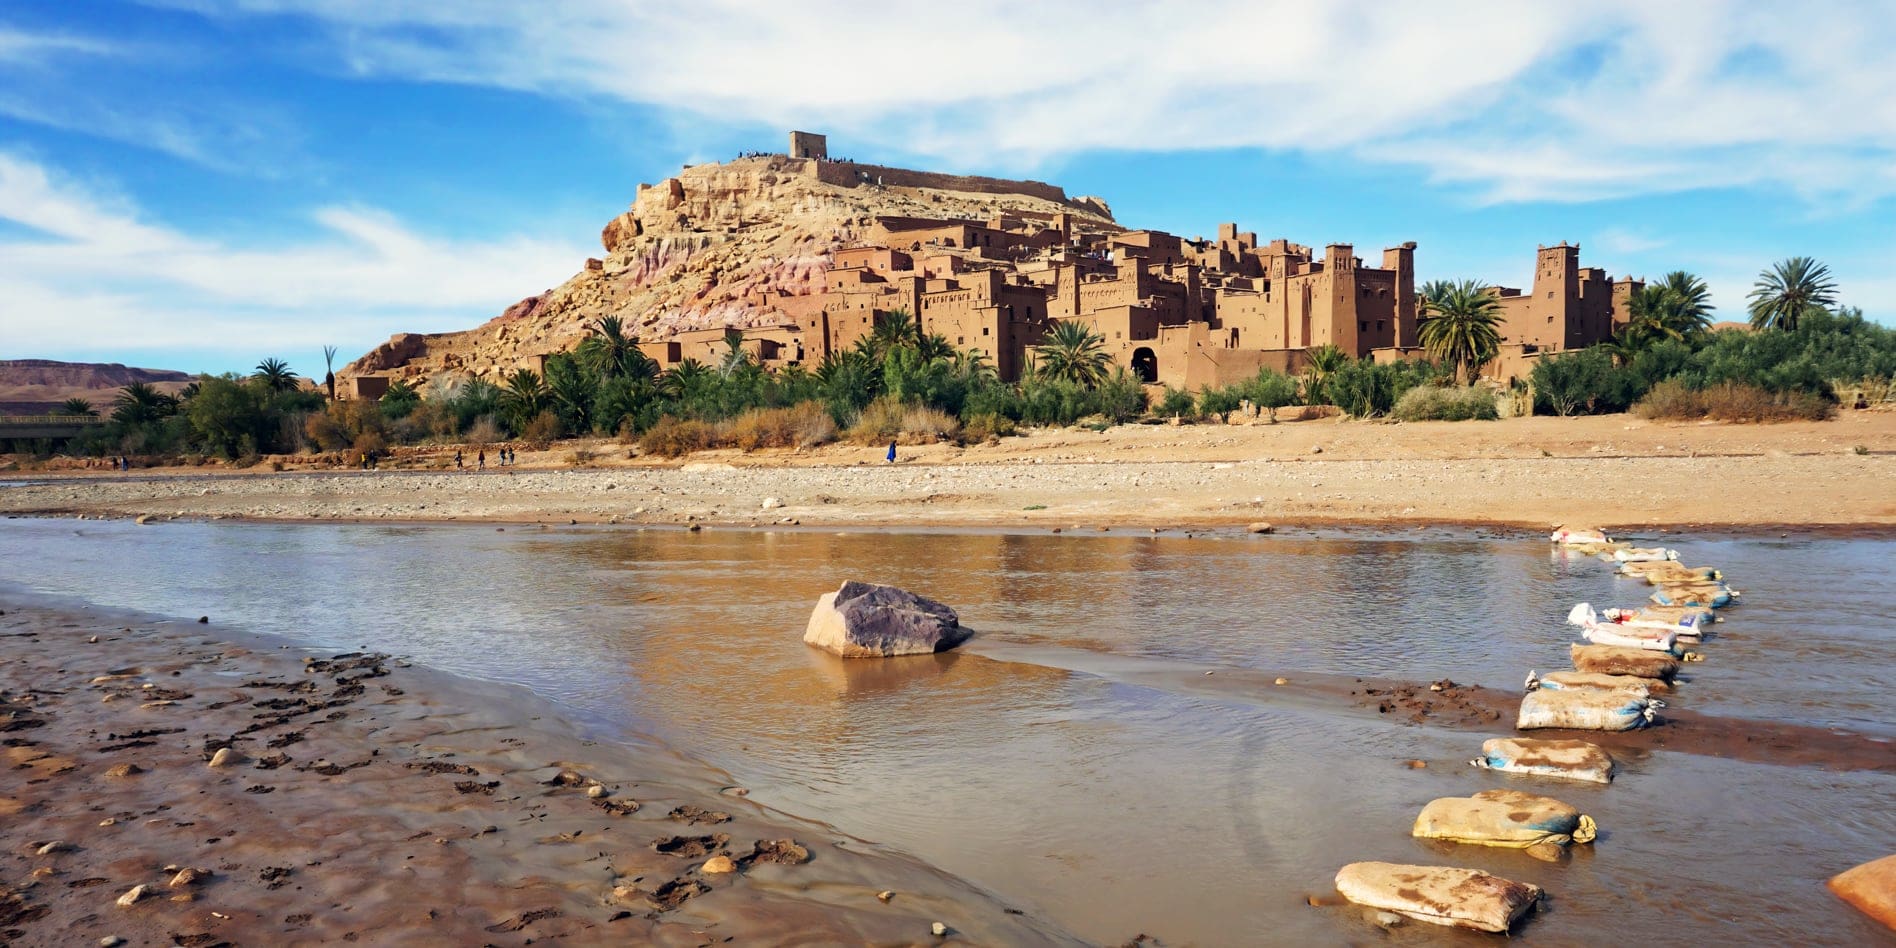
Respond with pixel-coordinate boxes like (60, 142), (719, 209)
(341, 155), (1115, 387)
(0, 360), (193, 415)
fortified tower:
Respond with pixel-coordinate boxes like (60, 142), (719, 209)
(788, 130), (828, 160)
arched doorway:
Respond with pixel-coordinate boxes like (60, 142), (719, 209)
(1131, 347), (1158, 383)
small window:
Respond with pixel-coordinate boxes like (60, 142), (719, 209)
(1547, 291), (1554, 299)
(1359, 321), (1366, 332)
(957, 336), (964, 345)
(983, 327), (990, 335)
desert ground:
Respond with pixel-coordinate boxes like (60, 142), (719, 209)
(5, 413), (1893, 531)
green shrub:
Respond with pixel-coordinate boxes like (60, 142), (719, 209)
(1531, 348), (1643, 416)
(1156, 386), (1197, 419)
(1391, 385), (1499, 421)
(1198, 385), (1242, 418)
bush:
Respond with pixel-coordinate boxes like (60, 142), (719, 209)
(1531, 348), (1643, 416)
(726, 403), (836, 451)
(845, 397), (960, 445)
(1632, 381), (1833, 423)
(521, 410), (563, 447)
(962, 411), (1016, 441)
(639, 415), (721, 457)
(1092, 369), (1148, 424)
(1156, 386), (1197, 419)
(1392, 385), (1500, 421)
(465, 416), (503, 448)
(1198, 385), (1242, 418)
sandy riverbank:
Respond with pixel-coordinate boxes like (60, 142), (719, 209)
(0, 596), (1079, 946)
(5, 413), (1894, 530)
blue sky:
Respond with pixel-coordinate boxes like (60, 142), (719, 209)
(3, 1), (1893, 379)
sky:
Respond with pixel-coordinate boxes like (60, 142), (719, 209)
(2, 0), (1894, 379)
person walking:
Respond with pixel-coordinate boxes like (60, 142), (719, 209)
(886, 440), (897, 464)
(455, 450), (463, 469)
(477, 449), (486, 471)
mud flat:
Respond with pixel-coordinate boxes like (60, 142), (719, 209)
(0, 598), (1076, 946)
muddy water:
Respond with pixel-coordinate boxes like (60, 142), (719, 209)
(3, 519), (1892, 944)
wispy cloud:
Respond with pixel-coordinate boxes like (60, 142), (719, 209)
(176, 0), (1896, 206)
(0, 152), (589, 371)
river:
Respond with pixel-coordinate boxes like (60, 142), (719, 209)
(2, 517), (1891, 944)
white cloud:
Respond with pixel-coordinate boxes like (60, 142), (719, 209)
(0, 152), (589, 370)
(174, 0), (1896, 205)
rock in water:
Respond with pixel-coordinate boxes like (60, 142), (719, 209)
(803, 581), (971, 658)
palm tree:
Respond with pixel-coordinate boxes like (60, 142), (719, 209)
(863, 310), (920, 359)
(111, 382), (177, 425)
(1301, 343), (1349, 402)
(1033, 320), (1112, 388)
(658, 359), (712, 401)
(1615, 273), (1714, 357)
(57, 397), (98, 416)
(321, 345), (339, 401)
(915, 332), (956, 364)
(499, 368), (550, 427)
(578, 315), (655, 380)
(1655, 271), (1714, 330)
(1748, 256), (1837, 331)
(716, 329), (751, 379)
(1417, 279), (1503, 385)
(252, 357), (299, 393)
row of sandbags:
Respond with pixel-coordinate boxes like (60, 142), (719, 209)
(1521, 528), (1742, 731)
(1329, 529), (1724, 933)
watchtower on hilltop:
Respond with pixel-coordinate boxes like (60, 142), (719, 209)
(789, 130), (828, 160)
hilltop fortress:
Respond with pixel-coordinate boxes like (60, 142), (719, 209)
(344, 132), (1641, 395)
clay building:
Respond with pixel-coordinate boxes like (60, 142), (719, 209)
(632, 133), (1660, 393)
(1483, 243), (1642, 382)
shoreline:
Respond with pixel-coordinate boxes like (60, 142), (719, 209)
(0, 592), (1080, 946)
(6, 413), (1893, 532)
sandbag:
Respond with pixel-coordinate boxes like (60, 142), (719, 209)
(1651, 582), (1736, 608)
(1828, 853), (1896, 932)
(1413, 789), (1597, 849)
(1619, 561), (1721, 583)
(1518, 687), (1658, 731)
(1612, 546), (1678, 563)
(1571, 643), (1683, 680)
(1528, 670), (1665, 698)
(1599, 605), (1713, 637)
(1334, 862), (1542, 933)
(1550, 527), (1610, 545)
(1471, 737), (1615, 784)
(1581, 622), (1680, 654)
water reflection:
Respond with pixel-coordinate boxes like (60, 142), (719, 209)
(2, 519), (1892, 945)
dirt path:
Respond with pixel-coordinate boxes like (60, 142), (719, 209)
(5, 411), (1894, 531)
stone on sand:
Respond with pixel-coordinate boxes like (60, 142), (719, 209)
(701, 855), (736, 874)
(803, 581), (971, 658)
(1247, 522), (1274, 534)
(115, 884), (149, 907)
(208, 747), (239, 768)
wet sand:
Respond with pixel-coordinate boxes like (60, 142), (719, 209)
(0, 597), (1078, 947)
(6, 412), (1895, 531)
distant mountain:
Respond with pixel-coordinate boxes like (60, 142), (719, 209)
(0, 359), (194, 416)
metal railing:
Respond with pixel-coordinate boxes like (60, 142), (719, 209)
(0, 414), (108, 426)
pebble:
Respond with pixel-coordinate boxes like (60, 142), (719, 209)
(115, 884), (149, 907)
(1247, 522), (1274, 534)
(586, 784), (608, 799)
(877, 890), (894, 902)
(761, 497), (782, 509)
(1374, 910), (1404, 927)
(931, 922), (948, 937)
(100, 938), (124, 948)
(1274, 677), (1289, 685)
(1405, 759), (1427, 769)
(701, 855), (736, 874)
(104, 763), (143, 777)
(1310, 445), (1323, 454)
(35, 841), (67, 855)
(169, 867), (206, 887)
(208, 748), (237, 768)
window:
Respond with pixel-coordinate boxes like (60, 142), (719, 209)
(957, 336), (964, 345)
(1359, 321), (1366, 332)
(1377, 320), (1385, 331)
(982, 327), (990, 335)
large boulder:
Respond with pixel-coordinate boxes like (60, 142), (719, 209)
(803, 582), (971, 658)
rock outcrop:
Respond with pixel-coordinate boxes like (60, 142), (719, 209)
(803, 581), (971, 658)
(339, 156), (1114, 388)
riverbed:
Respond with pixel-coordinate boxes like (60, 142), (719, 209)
(3, 518), (1891, 943)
